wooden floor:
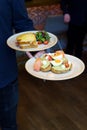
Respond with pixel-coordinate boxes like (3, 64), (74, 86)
(17, 52), (87, 130)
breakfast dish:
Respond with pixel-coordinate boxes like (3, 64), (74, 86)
(7, 31), (58, 52)
(33, 50), (72, 74)
(16, 32), (38, 49)
(25, 54), (85, 80)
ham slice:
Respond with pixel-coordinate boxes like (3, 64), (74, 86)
(33, 58), (42, 71)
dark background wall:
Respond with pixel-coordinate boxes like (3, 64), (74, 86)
(25, 0), (60, 7)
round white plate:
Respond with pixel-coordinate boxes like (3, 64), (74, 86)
(25, 54), (85, 80)
(7, 31), (58, 52)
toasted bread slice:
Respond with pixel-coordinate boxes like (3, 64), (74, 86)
(16, 33), (38, 48)
(16, 33), (36, 42)
(18, 41), (38, 49)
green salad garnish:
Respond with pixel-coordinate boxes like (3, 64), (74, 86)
(36, 31), (50, 43)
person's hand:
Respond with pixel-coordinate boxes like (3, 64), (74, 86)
(34, 50), (45, 58)
(25, 50), (45, 59)
(64, 13), (71, 23)
(26, 51), (33, 58)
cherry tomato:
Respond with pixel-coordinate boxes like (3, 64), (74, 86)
(44, 40), (49, 45)
(38, 41), (42, 44)
(65, 62), (69, 68)
(47, 55), (52, 61)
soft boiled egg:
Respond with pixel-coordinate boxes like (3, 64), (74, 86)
(50, 59), (63, 66)
(51, 50), (64, 60)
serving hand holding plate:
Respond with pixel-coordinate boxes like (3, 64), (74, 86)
(7, 30), (85, 80)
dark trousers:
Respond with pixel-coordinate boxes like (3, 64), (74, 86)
(0, 106), (17, 130)
(66, 23), (87, 58)
(0, 79), (18, 130)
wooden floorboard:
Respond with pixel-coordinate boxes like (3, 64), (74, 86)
(17, 52), (87, 130)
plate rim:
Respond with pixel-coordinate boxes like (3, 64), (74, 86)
(25, 54), (85, 81)
(7, 30), (58, 52)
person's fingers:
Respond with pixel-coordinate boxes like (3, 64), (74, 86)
(25, 51), (33, 58)
(34, 50), (45, 58)
(26, 51), (45, 59)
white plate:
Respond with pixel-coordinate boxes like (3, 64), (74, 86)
(25, 54), (85, 80)
(7, 31), (58, 52)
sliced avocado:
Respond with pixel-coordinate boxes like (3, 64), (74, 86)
(41, 60), (50, 69)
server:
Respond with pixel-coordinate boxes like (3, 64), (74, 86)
(0, 0), (34, 129)
(61, 0), (87, 58)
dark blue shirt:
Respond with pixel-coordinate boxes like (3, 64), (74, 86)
(0, 0), (34, 88)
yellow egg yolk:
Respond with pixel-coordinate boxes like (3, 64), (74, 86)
(55, 59), (61, 63)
